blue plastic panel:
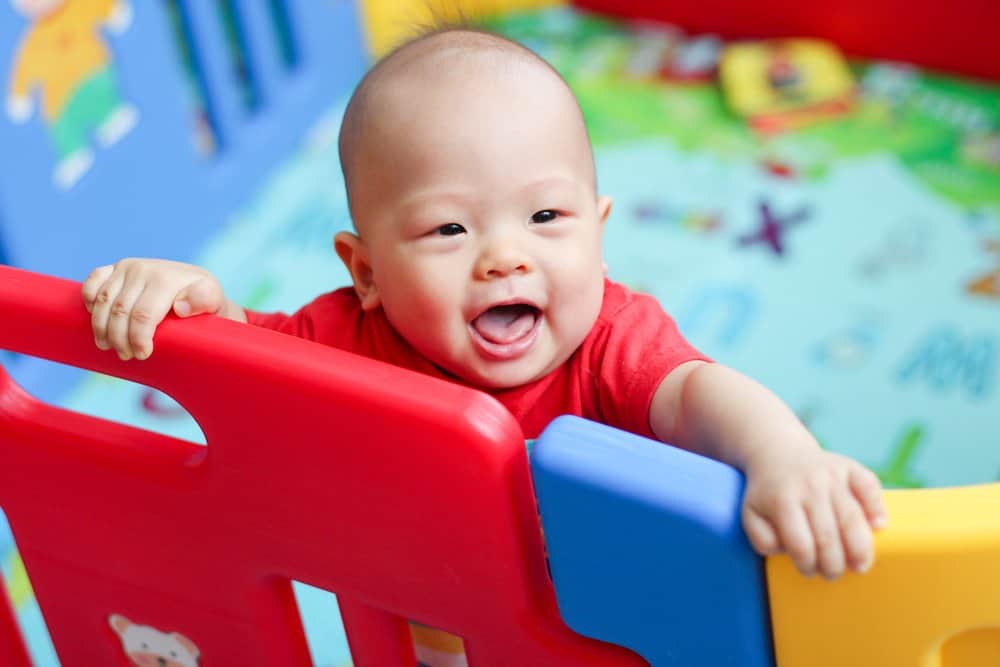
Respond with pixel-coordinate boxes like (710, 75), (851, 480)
(0, 0), (367, 282)
(531, 415), (775, 667)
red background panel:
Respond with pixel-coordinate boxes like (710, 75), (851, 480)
(573, 0), (1000, 81)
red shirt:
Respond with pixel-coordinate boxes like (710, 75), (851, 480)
(246, 279), (708, 439)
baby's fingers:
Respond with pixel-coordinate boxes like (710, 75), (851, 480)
(90, 270), (125, 351)
(81, 265), (114, 313)
(849, 465), (888, 529)
(835, 491), (875, 573)
(127, 285), (183, 360)
(106, 279), (148, 360)
(773, 503), (817, 576)
(806, 495), (846, 579)
(173, 277), (224, 318)
(742, 507), (780, 556)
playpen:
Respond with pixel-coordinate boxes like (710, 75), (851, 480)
(1, 1), (999, 665)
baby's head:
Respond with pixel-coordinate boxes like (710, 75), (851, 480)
(335, 28), (611, 389)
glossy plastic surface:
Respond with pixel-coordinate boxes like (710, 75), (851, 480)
(531, 415), (775, 666)
(768, 483), (1000, 666)
(0, 265), (645, 666)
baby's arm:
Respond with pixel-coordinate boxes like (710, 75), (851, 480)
(81, 258), (246, 360)
(649, 361), (887, 579)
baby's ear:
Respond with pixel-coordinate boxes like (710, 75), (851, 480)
(597, 195), (613, 227)
(334, 231), (381, 311)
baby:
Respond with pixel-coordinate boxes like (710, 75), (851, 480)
(83, 28), (886, 585)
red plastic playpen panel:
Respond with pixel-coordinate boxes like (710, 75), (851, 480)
(0, 266), (646, 666)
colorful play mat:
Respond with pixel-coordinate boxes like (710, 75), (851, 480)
(4, 7), (999, 665)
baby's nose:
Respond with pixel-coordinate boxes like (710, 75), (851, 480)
(477, 240), (531, 278)
(485, 259), (528, 278)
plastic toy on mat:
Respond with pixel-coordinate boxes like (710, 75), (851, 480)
(718, 39), (856, 133)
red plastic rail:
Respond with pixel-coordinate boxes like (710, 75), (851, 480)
(0, 265), (644, 666)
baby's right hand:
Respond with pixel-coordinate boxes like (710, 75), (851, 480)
(82, 258), (227, 360)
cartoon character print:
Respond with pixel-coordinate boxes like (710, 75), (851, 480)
(6, 0), (138, 189)
(109, 614), (201, 667)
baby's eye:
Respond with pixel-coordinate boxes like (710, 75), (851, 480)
(435, 223), (467, 236)
(531, 210), (559, 223)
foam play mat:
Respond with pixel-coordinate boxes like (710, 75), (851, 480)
(4, 6), (999, 664)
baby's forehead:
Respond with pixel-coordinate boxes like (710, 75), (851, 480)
(368, 44), (582, 151)
(388, 29), (544, 70)
(339, 29), (597, 205)
(378, 34), (563, 101)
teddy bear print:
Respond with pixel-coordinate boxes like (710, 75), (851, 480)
(108, 614), (201, 667)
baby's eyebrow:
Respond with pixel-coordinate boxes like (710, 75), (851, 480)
(397, 191), (472, 217)
(520, 176), (584, 196)
(397, 177), (584, 218)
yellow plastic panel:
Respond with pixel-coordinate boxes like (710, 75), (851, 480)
(359, 0), (566, 57)
(940, 627), (1000, 666)
(768, 483), (1000, 667)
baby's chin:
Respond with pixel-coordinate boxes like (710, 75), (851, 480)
(449, 351), (568, 391)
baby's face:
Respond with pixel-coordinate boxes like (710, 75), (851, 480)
(346, 56), (610, 389)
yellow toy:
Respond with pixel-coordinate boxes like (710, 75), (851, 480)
(768, 483), (1000, 666)
(719, 38), (856, 133)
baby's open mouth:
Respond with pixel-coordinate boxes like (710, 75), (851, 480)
(472, 304), (539, 343)
(469, 303), (542, 360)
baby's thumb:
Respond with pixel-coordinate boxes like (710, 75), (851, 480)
(173, 279), (223, 318)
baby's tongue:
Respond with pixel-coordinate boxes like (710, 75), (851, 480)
(472, 304), (537, 344)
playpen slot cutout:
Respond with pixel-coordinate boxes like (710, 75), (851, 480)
(291, 580), (354, 667)
(0, 357), (207, 448)
(0, 509), (59, 667)
(215, 0), (262, 113)
(267, 0), (300, 70)
(409, 621), (469, 667)
(163, 0), (223, 155)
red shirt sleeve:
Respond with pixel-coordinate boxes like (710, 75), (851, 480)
(242, 289), (360, 343)
(586, 281), (711, 439)
(244, 309), (292, 331)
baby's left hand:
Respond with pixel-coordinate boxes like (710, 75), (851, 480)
(741, 447), (887, 579)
